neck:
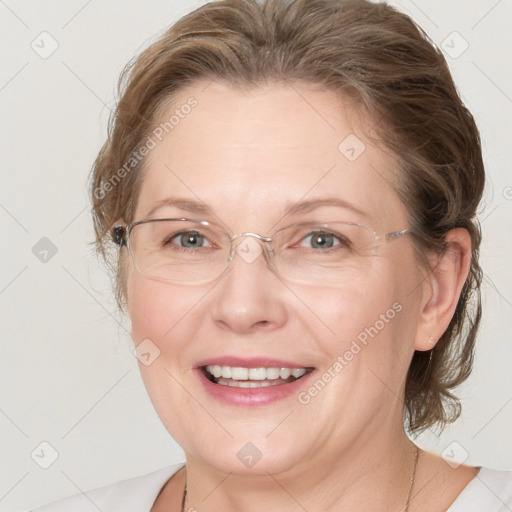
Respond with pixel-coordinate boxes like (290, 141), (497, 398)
(183, 427), (417, 512)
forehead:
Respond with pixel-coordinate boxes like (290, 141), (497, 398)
(137, 80), (406, 230)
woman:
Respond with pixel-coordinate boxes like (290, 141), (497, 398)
(32, 0), (512, 510)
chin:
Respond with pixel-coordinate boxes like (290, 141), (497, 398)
(192, 437), (310, 477)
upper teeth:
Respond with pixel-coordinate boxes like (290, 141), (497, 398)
(205, 365), (307, 381)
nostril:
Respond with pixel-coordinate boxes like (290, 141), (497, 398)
(253, 320), (270, 329)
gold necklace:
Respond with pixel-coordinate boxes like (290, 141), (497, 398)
(181, 482), (187, 512)
(181, 445), (420, 512)
(404, 445), (420, 512)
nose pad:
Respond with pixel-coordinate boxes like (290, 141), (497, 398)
(234, 235), (265, 264)
(230, 232), (274, 267)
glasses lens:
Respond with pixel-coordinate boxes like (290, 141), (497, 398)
(271, 222), (376, 284)
(128, 220), (230, 283)
(127, 220), (388, 285)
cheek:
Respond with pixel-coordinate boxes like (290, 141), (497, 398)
(126, 269), (201, 347)
(317, 265), (414, 334)
(352, 261), (424, 378)
(127, 277), (168, 341)
(125, 273), (203, 437)
(316, 257), (423, 370)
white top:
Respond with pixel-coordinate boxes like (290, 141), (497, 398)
(31, 464), (512, 511)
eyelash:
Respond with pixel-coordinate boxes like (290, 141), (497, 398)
(162, 230), (350, 251)
(163, 231), (214, 250)
(296, 232), (348, 250)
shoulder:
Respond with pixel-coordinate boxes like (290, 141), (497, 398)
(447, 467), (512, 511)
(29, 463), (185, 512)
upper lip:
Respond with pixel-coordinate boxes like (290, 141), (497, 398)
(195, 356), (313, 369)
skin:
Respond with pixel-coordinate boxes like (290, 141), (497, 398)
(123, 80), (477, 511)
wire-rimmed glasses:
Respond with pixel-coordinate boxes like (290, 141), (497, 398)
(112, 218), (409, 285)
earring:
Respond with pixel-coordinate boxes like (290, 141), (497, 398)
(429, 336), (434, 345)
(421, 347), (435, 385)
(428, 348), (434, 369)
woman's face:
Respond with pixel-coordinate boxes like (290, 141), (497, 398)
(126, 80), (428, 475)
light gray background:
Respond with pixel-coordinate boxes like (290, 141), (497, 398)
(0, 1), (511, 510)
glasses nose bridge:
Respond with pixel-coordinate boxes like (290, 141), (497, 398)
(230, 231), (272, 244)
(228, 231), (274, 267)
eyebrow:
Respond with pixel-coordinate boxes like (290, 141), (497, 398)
(285, 198), (369, 220)
(145, 196), (369, 221)
(145, 198), (212, 218)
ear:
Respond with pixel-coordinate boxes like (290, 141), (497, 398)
(414, 228), (472, 351)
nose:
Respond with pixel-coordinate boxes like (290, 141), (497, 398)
(210, 235), (288, 335)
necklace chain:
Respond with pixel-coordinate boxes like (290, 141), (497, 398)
(404, 445), (420, 512)
(181, 445), (420, 512)
(181, 482), (187, 512)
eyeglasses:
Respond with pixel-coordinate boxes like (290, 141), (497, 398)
(112, 218), (409, 285)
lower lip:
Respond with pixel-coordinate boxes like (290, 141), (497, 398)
(196, 369), (316, 407)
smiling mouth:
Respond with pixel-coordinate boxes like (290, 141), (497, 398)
(202, 365), (313, 388)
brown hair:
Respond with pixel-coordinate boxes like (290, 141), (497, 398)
(90, 0), (485, 433)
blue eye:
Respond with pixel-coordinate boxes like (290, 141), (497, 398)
(168, 231), (209, 248)
(301, 231), (342, 249)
